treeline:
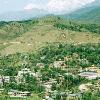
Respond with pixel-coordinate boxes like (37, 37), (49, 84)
(54, 22), (100, 34)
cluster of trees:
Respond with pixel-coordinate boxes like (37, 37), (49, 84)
(54, 22), (100, 34)
(3, 74), (45, 94)
(51, 74), (87, 92)
(37, 43), (100, 68)
(83, 91), (100, 100)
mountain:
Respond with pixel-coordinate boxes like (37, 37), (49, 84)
(61, 0), (100, 24)
(0, 8), (49, 21)
(89, 0), (100, 7)
(74, 7), (100, 24)
(0, 0), (99, 22)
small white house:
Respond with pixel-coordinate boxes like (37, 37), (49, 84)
(36, 63), (45, 69)
(16, 68), (36, 83)
(85, 66), (100, 73)
(0, 76), (10, 84)
(0, 88), (4, 93)
(17, 68), (35, 76)
(8, 90), (31, 98)
(53, 61), (66, 69)
(79, 72), (100, 80)
(67, 93), (82, 100)
(43, 82), (52, 92)
(79, 84), (88, 92)
(44, 84), (52, 92)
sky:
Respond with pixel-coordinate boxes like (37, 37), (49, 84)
(0, 0), (95, 14)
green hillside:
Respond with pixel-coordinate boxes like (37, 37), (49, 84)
(75, 7), (100, 24)
(62, 6), (100, 24)
(0, 16), (100, 55)
(0, 20), (38, 40)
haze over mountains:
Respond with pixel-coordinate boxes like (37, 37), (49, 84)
(62, 0), (100, 24)
(0, 0), (99, 22)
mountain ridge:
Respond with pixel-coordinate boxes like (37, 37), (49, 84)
(60, 0), (100, 24)
(0, 0), (99, 22)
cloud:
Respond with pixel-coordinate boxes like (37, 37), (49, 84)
(3, 0), (9, 4)
(24, 3), (39, 10)
(23, 0), (95, 13)
(47, 0), (95, 14)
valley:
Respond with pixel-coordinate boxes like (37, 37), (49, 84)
(0, 0), (100, 99)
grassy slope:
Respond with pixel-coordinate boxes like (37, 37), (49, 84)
(0, 16), (100, 55)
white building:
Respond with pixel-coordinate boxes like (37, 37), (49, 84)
(43, 79), (57, 92)
(36, 63), (45, 69)
(79, 84), (88, 92)
(0, 76), (10, 84)
(85, 66), (100, 73)
(17, 68), (35, 76)
(8, 90), (31, 98)
(79, 72), (100, 80)
(79, 83), (92, 92)
(0, 89), (4, 93)
(53, 61), (66, 69)
(43, 83), (52, 92)
(16, 68), (36, 83)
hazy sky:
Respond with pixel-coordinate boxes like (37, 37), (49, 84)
(0, 0), (95, 14)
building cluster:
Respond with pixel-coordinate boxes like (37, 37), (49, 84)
(0, 68), (41, 98)
(0, 63), (100, 99)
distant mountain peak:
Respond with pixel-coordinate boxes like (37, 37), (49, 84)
(61, 0), (100, 24)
